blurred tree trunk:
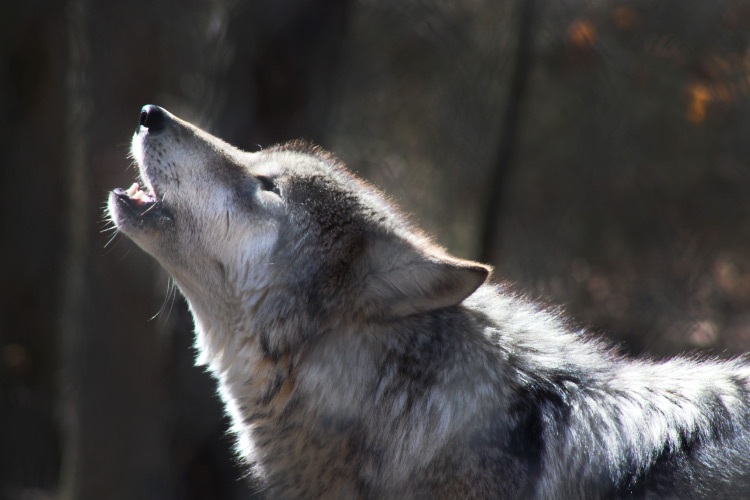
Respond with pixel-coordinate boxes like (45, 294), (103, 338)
(58, 0), (91, 496)
(58, 1), (173, 499)
(479, 0), (538, 264)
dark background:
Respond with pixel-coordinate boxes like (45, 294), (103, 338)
(3, 0), (750, 498)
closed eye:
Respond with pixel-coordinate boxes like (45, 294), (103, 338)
(256, 175), (281, 196)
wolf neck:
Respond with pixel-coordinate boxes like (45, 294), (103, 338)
(180, 282), (308, 466)
(184, 295), (259, 371)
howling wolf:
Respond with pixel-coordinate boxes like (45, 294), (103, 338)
(108, 105), (750, 499)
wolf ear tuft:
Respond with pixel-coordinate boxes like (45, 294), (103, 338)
(361, 237), (491, 318)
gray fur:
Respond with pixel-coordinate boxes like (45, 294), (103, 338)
(108, 106), (750, 499)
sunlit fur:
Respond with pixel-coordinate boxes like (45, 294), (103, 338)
(109, 106), (750, 499)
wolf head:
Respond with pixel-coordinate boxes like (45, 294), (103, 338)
(109, 105), (490, 357)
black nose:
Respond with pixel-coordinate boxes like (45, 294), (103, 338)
(138, 104), (166, 132)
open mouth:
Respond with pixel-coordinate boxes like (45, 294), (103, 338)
(109, 178), (173, 233)
(113, 182), (159, 215)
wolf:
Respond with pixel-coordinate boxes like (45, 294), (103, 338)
(108, 105), (750, 499)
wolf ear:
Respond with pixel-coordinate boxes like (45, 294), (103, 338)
(361, 236), (491, 318)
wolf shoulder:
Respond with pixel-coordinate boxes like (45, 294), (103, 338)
(298, 283), (750, 499)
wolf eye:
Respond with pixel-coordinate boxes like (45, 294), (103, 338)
(256, 175), (280, 196)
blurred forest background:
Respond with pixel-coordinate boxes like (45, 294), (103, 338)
(3, 0), (750, 498)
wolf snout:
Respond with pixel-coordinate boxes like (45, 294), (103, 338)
(138, 104), (167, 133)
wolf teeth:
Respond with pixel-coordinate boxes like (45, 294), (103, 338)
(126, 183), (140, 198)
(132, 190), (152, 205)
(124, 182), (154, 205)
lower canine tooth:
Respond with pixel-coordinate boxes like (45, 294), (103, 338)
(132, 190), (149, 203)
